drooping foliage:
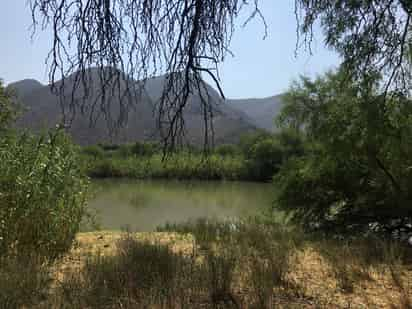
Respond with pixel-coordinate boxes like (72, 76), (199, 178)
(29, 0), (266, 150)
(275, 70), (412, 235)
(295, 0), (412, 96)
(28, 0), (411, 151)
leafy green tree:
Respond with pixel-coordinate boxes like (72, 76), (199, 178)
(275, 129), (305, 159)
(214, 144), (239, 156)
(247, 138), (284, 181)
(237, 129), (305, 181)
(275, 70), (412, 234)
(239, 131), (272, 158)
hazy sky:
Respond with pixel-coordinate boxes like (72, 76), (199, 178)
(0, 1), (339, 99)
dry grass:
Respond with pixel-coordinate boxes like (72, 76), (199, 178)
(3, 222), (412, 308)
(49, 228), (412, 308)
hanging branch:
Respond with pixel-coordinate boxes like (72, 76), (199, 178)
(29, 0), (266, 151)
(295, 0), (412, 97)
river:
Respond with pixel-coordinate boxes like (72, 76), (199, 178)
(88, 179), (274, 231)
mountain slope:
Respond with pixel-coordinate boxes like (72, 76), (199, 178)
(8, 79), (44, 97)
(228, 95), (284, 131)
(10, 69), (257, 145)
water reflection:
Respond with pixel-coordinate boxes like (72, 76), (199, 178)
(87, 179), (273, 231)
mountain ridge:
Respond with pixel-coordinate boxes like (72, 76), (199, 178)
(228, 94), (284, 131)
(9, 68), (281, 145)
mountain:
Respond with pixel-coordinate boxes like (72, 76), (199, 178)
(228, 95), (284, 131)
(8, 68), (258, 145)
(8, 79), (43, 97)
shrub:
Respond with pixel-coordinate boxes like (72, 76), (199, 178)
(100, 143), (119, 151)
(0, 130), (88, 261)
(246, 138), (284, 181)
(214, 144), (239, 156)
(0, 80), (19, 132)
(82, 145), (104, 159)
(131, 141), (161, 156)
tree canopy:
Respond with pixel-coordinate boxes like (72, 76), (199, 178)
(295, 0), (412, 96)
(29, 0), (411, 147)
(29, 0), (265, 150)
(275, 70), (412, 235)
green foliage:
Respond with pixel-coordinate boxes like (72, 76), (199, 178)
(246, 138), (283, 181)
(0, 80), (18, 132)
(131, 141), (161, 156)
(97, 143), (120, 152)
(275, 70), (412, 234)
(295, 0), (411, 96)
(85, 152), (247, 180)
(237, 130), (305, 181)
(82, 133), (305, 182)
(238, 130), (272, 158)
(214, 144), (239, 156)
(0, 130), (88, 261)
(82, 145), (104, 159)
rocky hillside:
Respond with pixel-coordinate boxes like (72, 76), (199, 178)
(228, 95), (284, 131)
(8, 68), (258, 145)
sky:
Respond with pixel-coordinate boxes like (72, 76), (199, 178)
(0, 1), (340, 99)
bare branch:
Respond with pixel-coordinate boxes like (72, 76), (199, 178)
(29, 0), (265, 150)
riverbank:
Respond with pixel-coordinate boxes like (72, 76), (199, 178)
(79, 133), (293, 182)
(84, 153), (249, 181)
(11, 223), (412, 308)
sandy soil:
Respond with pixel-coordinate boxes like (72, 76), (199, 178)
(53, 231), (412, 308)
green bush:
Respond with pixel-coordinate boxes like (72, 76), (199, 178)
(81, 133), (305, 182)
(0, 80), (19, 132)
(131, 141), (161, 156)
(82, 145), (104, 159)
(0, 130), (88, 261)
(98, 143), (120, 151)
(214, 144), (239, 156)
(85, 152), (247, 180)
(275, 71), (412, 235)
(245, 138), (284, 181)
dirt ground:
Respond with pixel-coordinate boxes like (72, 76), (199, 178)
(54, 231), (412, 308)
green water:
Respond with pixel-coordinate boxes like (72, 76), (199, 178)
(88, 179), (273, 231)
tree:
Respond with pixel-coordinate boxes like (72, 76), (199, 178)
(295, 0), (412, 96)
(275, 70), (412, 235)
(29, 0), (265, 151)
(29, 1), (411, 148)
